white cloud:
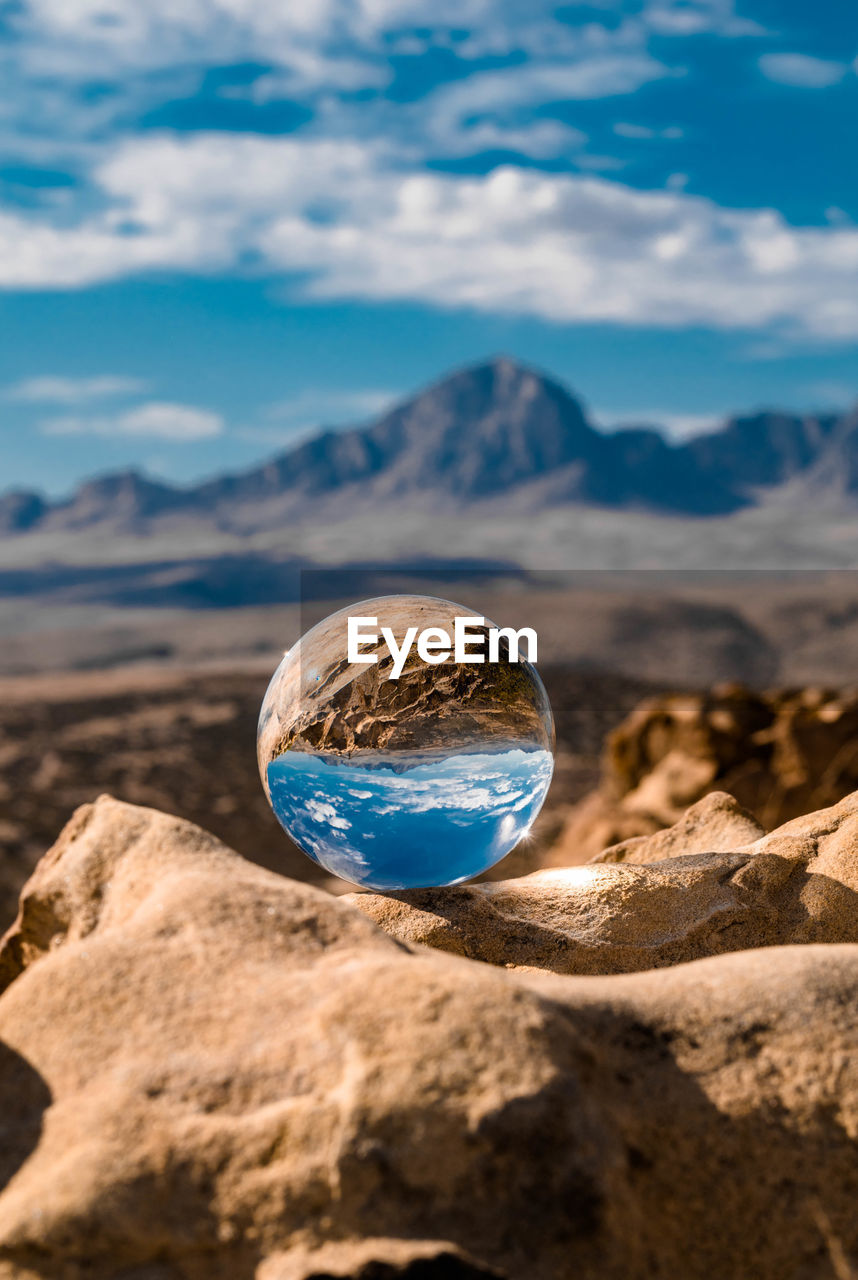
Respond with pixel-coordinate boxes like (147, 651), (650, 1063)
(119, 403), (224, 439)
(265, 387), (399, 423)
(801, 381), (858, 408)
(825, 207), (853, 226)
(41, 400), (224, 439)
(653, 412), (725, 437)
(0, 1), (849, 343)
(15, 0), (745, 62)
(434, 118), (588, 161)
(758, 53), (848, 89)
(3, 132), (858, 339)
(3, 0), (759, 137)
(644, 0), (766, 37)
(14, 0), (385, 75)
(1, 0), (608, 88)
(601, 409), (725, 437)
(432, 56), (675, 118)
(0, 203), (228, 287)
(0, 0), (767, 223)
(237, 386), (400, 444)
(614, 122), (684, 140)
(4, 373), (145, 403)
(419, 54), (671, 158)
(614, 122), (655, 139)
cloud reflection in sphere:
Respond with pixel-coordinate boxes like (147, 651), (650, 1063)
(258, 595), (554, 890)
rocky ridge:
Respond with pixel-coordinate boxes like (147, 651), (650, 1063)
(2, 358), (855, 540)
(1, 793), (858, 1277)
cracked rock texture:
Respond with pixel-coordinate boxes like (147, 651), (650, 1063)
(2, 796), (858, 1279)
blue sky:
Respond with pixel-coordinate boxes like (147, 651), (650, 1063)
(0, 0), (857, 494)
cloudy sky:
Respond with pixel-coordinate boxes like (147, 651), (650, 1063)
(1, 0), (856, 493)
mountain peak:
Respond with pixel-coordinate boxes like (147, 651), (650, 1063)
(0, 489), (48, 533)
(43, 467), (186, 532)
(348, 354), (598, 500)
(74, 468), (170, 498)
(461, 353), (541, 383)
(422, 355), (570, 403)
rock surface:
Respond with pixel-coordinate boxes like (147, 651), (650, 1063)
(593, 791), (766, 865)
(547, 682), (858, 865)
(2, 796), (858, 1278)
(350, 790), (858, 973)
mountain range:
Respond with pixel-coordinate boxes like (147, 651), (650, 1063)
(2, 357), (855, 538)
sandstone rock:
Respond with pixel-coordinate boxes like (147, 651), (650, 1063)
(0, 668), (326, 939)
(2, 796), (858, 1279)
(546, 683), (858, 866)
(349, 789), (858, 974)
(594, 791), (765, 865)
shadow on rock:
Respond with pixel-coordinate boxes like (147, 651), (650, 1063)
(307, 1258), (506, 1279)
(0, 1039), (50, 1194)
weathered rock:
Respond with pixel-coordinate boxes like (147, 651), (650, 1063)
(546, 683), (858, 865)
(0, 668), (331, 940)
(350, 790), (858, 973)
(2, 796), (858, 1279)
(594, 791), (765, 865)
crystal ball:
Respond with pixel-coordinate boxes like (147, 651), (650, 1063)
(258, 594), (554, 890)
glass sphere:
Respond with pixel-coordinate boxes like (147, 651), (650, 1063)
(258, 594), (554, 890)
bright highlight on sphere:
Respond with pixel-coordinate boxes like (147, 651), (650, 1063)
(257, 594), (555, 890)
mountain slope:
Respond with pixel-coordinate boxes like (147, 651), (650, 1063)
(797, 407), (858, 501)
(46, 471), (190, 531)
(680, 411), (840, 489)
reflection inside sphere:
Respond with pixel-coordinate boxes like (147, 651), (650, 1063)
(258, 594), (554, 890)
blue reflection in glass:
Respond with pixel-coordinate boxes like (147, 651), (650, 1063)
(267, 747), (554, 890)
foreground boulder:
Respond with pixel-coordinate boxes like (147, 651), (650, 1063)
(1, 797), (858, 1279)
